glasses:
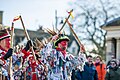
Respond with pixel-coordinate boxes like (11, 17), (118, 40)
(110, 62), (116, 65)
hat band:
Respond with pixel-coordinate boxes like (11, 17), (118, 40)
(0, 33), (10, 41)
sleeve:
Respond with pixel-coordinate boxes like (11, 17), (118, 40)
(71, 69), (76, 80)
(22, 49), (30, 59)
(66, 54), (74, 61)
(24, 40), (33, 51)
(94, 70), (98, 80)
(78, 53), (87, 62)
(3, 48), (13, 60)
(40, 42), (53, 61)
(103, 64), (107, 79)
(105, 71), (110, 80)
(76, 70), (82, 80)
(42, 42), (53, 54)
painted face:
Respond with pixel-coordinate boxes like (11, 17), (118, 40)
(60, 40), (68, 46)
(29, 56), (34, 61)
(5, 38), (11, 49)
(0, 37), (10, 51)
(58, 40), (68, 50)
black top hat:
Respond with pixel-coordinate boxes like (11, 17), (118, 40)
(54, 34), (70, 47)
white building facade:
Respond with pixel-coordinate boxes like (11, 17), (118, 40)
(102, 18), (120, 63)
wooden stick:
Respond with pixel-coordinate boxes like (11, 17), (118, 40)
(19, 15), (37, 61)
(59, 9), (73, 33)
(44, 9), (73, 43)
(24, 72), (26, 80)
(19, 16), (30, 40)
(66, 20), (82, 46)
(0, 69), (2, 80)
(9, 22), (14, 80)
(19, 16), (37, 80)
(67, 20), (87, 54)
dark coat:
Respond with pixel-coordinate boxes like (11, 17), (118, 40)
(105, 67), (120, 80)
(71, 69), (82, 80)
(71, 69), (76, 80)
(81, 62), (98, 80)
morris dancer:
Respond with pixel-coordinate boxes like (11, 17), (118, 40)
(0, 24), (13, 80)
(40, 32), (86, 80)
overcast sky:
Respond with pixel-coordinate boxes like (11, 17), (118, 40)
(0, 0), (72, 30)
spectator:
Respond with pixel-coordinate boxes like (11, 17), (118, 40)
(94, 56), (106, 80)
(106, 55), (115, 68)
(81, 55), (98, 80)
(105, 60), (120, 80)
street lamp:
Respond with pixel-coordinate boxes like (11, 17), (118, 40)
(55, 10), (64, 31)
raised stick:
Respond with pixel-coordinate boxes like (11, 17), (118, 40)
(19, 15), (37, 61)
(59, 9), (73, 33)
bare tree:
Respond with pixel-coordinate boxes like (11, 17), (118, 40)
(69, 0), (120, 58)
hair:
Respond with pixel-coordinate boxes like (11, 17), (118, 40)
(87, 55), (92, 59)
(96, 55), (102, 61)
(110, 59), (117, 66)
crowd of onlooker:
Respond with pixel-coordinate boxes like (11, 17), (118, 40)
(71, 55), (120, 80)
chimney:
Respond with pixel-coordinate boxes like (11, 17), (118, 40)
(0, 11), (3, 24)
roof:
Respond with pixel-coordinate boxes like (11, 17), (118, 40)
(101, 17), (120, 28)
(14, 27), (50, 40)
